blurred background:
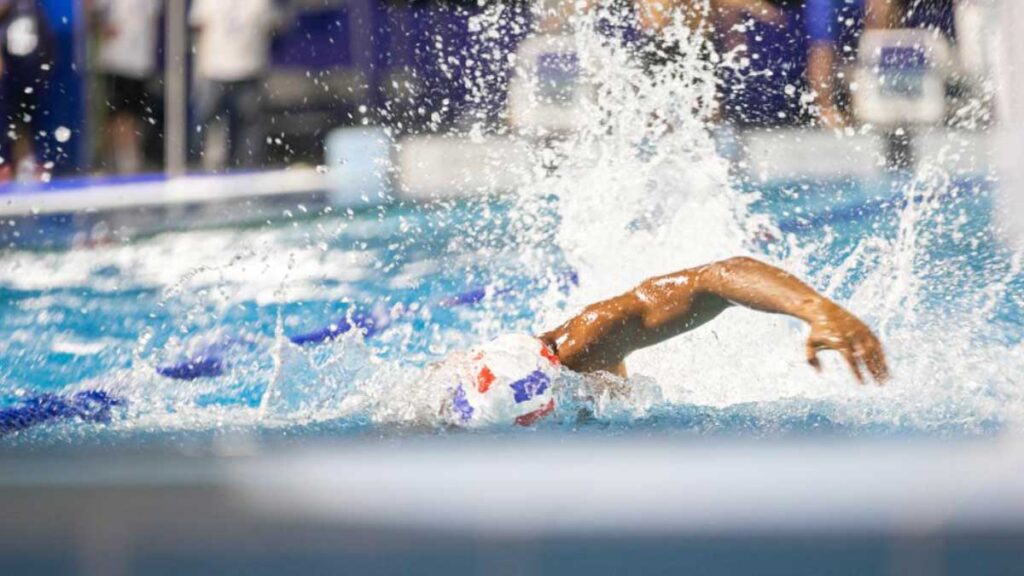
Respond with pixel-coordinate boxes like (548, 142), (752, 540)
(0, 0), (994, 182)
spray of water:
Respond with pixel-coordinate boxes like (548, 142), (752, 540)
(309, 2), (1021, 433)
(497, 2), (1024, 432)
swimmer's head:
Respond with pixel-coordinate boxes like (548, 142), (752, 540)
(441, 334), (560, 427)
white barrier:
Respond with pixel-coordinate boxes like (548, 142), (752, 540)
(853, 30), (952, 128)
(997, 0), (1024, 248)
(395, 135), (533, 201)
(0, 168), (327, 218)
(324, 126), (394, 208)
(507, 34), (592, 135)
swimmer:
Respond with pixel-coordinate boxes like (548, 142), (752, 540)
(439, 256), (888, 427)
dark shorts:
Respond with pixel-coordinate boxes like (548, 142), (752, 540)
(0, 56), (49, 133)
(101, 74), (154, 116)
(636, 32), (714, 77)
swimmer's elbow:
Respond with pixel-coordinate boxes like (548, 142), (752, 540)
(697, 257), (764, 291)
(724, 255), (763, 266)
(712, 256), (765, 274)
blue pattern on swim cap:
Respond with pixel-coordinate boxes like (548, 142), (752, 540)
(510, 370), (550, 404)
(452, 384), (474, 422)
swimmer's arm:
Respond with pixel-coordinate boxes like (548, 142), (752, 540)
(638, 257), (889, 383)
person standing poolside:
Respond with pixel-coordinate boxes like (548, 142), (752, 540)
(189, 0), (281, 170)
(0, 0), (54, 182)
(805, 0), (957, 129)
(90, 0), (164, 174)
(438, 256), (888, 427)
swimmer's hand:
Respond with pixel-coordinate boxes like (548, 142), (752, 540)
(804, 302), (889, 385)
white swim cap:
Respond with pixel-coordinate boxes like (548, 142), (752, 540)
(444, 334), (560, 427)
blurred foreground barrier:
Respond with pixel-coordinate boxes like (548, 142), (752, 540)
(324, 127), (394, 209)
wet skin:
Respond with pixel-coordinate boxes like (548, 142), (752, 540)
(539, 257), (890, 384)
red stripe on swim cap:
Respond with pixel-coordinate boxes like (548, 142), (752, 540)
(515, 399), (555, 427)
(477, 366), (495, 393)
(540, 344), (560, 365)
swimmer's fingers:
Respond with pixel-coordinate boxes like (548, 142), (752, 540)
(839, 346), (865, 384)
(808, 332), (864, 383)
(809, 326), (888, 385)
(805, 333), (844, 374)
(806, 332), (844, 373)
(805, 339), (822, 373)
(854, 335), (890, 385)
(868, 346), (890, 384)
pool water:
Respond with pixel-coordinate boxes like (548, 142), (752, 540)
(3, 6), (1022, 444)
(1, 169), (1021, 444)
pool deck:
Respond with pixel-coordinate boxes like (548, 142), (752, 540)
(0, 127), (994, 249)
(0, 168), (332, 248)
(0, 169), (328, 218)
(1, 128), (993, 216)
(1, 435), (1022, 574)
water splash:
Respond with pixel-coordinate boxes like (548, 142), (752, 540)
(502, 3), (1024, 433)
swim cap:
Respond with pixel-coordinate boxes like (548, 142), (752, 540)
(443, 334), (560, 428)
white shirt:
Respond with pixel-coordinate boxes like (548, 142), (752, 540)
(94, 0), (163, 79)
(190, 0), (277, 82)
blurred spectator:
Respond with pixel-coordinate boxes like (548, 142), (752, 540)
(867, 0), (957, 36)
(633, 0), (786, 39)
(190, 0), (280, 170)
(90, 0), (163, 174)
(535, 0), (785, 62)
(712, 0), (789, 53)
(0, 23), (4, 180)
(805, 0), (883, 128)
(631, 0), (789, 122)
(536, 0), (582, 33)
(0, 0), (53, 182)
(806, 0), (956, 128)
(634, 0), (705, 32)
(542, 0), (783, 59)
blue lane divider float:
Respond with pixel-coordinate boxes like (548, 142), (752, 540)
(155, 305), (393, 381)
(157, 269), (579, 381)
(0, 390), (124, 437)
(156, 355), (225, 380)
(154, 335), (259, 380)
(0, 269), (580, 434)
(287, 307), (389, 346)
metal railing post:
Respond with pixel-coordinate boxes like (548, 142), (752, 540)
(164, 0), (188, 177)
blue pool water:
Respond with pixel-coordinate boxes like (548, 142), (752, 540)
(0, 172), (1021, 443)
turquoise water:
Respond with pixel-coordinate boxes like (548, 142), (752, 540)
(0, 173), (1020, 443)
